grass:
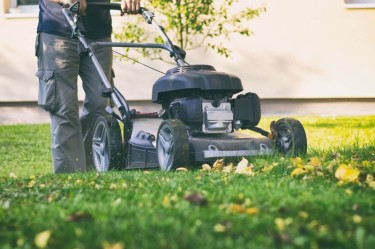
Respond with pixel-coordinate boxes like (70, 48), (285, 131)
(0, 116), (375, 249)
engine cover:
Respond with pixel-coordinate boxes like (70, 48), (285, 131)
(152, 65), (243, 104)
(169, 96), (233, 134)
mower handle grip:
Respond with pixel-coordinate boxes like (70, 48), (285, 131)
(86, 2), (146, 14)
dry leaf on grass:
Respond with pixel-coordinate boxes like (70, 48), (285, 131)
(184, 192), (208, 206)
(335, 164), (360, 183)
(34, 230), (52, 249)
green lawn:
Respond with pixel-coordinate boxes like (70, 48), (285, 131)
(0, 116), (375, 249)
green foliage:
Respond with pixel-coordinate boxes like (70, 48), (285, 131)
(113, 0), (265, 62)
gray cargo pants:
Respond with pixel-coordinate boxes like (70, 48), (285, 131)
(35, 32), (113, 173)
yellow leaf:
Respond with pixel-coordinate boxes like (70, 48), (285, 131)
(223, 163), (234, 173)
(213, 159), (224, 170)
(262, 164), (275, 173)
(366, 174), (374, 183)
(34, 230), (52, 249)
(213, 224), (226, 233)
(308, 157), (322, 167)
(366, 174), (375, 189)
(298, 211), (309, 219)
(229, 203), (245, 214)
(162, 195), (171, 208)
(245, 207), (259, 215)
(290, 157), (304, 168)
(113, 198), (122, 206)
(304, 165), (315, 171)
(226, 203), (258, 215)
(352, 214), (362, 224)
(335, 164), (360, 182)
(316, 171), (324, 177)
(9, 172), (17, 179)
(345, 189), (353, 196)
(274, 218), (293, 231)
(361, 160), (371, 167)
(368, 181), (375, 190)
(201, 164), (211, 171)
(176, 167), (188, 172)
(109, 183), (118, 190)
(291, 168), (306, 177)
(102, 242), (124, 249)
(236, 157), (248, 170)
(235, 158), (253, 175)
(28, 180), (36, 188)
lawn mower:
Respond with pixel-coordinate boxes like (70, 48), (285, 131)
(62, 2), (307, 172)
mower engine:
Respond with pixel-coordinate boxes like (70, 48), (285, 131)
(153, 65), (261, 134)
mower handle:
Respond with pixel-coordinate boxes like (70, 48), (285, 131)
(63, 1), (187, 66)
(68, 2), (148, 15)
(86, 2), (123, 11)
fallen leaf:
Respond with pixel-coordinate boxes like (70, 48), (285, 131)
(290, 157), (304, 168)
(366, 174), (375, 189)
(162, 195), (171, 208)
(223, 163), (234, 173)
(298, 211), (309, 219)
(245, 207), (259, 215)
(201, 164), (211, 171)
(213, 223), (226, 233)
(213, 159), (224, 171)
(236, 157), (248, 172)
(291, 168), (306, 177)
(9, 172), (17, 179)
(184, 192), (208, 206)
(102, 241), (124, 249)
(235, 158), (254, 176)
(335, 164), (360, 183)
(226, 203), (258, 215)
(274, 217), (293, 231)
(34, 230), (52, 249)
(352, 214), (362, 224)
(262, 163), (276, 173)
(361, 161), (371, 167)
(176, 167), (188, 172)
(213, 221), (232, 233)
(113, 198), (122, 206)
(68, 211), (93, 222)
(308, 157), (322, 167)
(28, 180), (36, 188)
(109, 183), (118, 189)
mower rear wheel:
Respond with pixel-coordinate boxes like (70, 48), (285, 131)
(92, 115), (124, 172)
(274, 118), (307, 156)
(156, 119), (189, 171)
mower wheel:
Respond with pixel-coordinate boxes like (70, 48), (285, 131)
(274, 118), (307, 156)
(92, 115), (124, 172)
(156, 119), (189, 171)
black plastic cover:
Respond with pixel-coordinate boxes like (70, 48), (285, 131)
(169, 96), (203, 126)
(233, 92), (261, 128)
(152, 65), (243, 103)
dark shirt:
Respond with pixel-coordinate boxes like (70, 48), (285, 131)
(37, 0), (112, 39)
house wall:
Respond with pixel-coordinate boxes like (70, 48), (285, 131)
(0, 0), (374, 102)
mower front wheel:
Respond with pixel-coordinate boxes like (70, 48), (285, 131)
(92, 115), (124, 172)
(156, 119), (189, 171)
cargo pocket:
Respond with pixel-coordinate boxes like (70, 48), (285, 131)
(36, 70), (58, 113)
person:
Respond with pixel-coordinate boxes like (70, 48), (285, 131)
(35, 0), (140, 173)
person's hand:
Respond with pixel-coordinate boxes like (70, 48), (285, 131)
(121, 0), (141, 15)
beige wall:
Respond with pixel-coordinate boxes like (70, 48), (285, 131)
(1, 0), (375, 102)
